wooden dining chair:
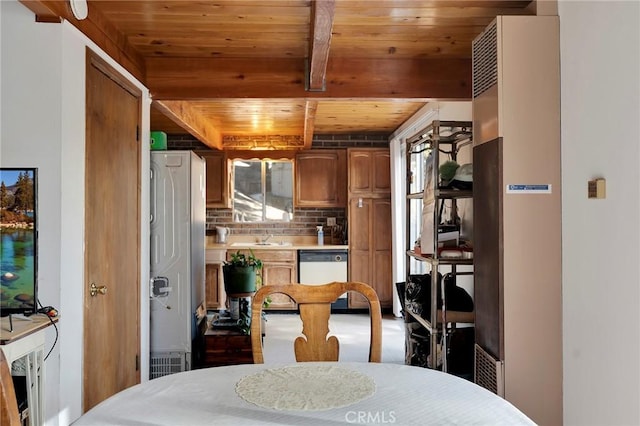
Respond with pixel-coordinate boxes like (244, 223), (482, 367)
(1, 350), (21, 426)
(250, 281), (382, 363)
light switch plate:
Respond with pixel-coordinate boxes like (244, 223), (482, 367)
(588, 178), (606, 199)
(327, 217), (336, 227)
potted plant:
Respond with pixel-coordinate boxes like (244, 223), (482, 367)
(223, 249), (262, 295)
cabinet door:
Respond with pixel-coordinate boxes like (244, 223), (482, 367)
(205, 263), (224, 310)
(197, 150), (230, 208)
(262, 263), (297, 310)
(372, 199), (392, 306)
(348, 148), (391, 196)
(371, 150), (391, 194)
(295, 150), (346, 207)
(348, 197), (372, 309)
(348, 197), (392, 309)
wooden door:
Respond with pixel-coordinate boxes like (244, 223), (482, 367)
(84, 50), (141, 412)
(371, 150), (391, 194)
(197, 151), (229, 208)
(294, 150), (347, 207)
(262, 263), (297, 309)
(205, 263), (222, 310)
(372, 198), (392, 306)
(348, 197), (392, 308)
(348, 197), (372, 309)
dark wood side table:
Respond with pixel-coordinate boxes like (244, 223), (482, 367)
(201, 326), (253, 367)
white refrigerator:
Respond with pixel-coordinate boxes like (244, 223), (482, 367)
(149, 150), (206, 378)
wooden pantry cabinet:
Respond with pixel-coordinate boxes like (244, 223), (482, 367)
(294, 149), (347, 207)
(348, 148), (391, 195)
(347, 148), (392, 309)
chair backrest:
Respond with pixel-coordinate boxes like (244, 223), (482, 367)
(250, 281), (382, 363)
(1, 350), (21, 426)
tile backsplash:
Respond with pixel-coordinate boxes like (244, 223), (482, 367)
(206, 207), (347, 244)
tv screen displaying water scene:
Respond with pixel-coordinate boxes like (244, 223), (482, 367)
(1, 168), (37, 316)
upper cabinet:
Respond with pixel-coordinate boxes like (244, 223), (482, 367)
(347, 149), (391, 196)
(197, 150), (231, 208)
(294, 150), (347, 207)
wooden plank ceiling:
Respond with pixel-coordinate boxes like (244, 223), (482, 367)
(20, 0), (534, 150)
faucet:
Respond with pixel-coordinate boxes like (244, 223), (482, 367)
(260, 234), (273, 244)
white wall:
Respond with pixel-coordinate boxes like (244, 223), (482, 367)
(1, 3), (63, 423)
(1, 1), (151, 424)
(559, 1), (640, 425)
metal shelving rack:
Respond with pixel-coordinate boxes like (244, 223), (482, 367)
(405, 120), (474, 372)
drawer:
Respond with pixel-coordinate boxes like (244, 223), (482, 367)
(206, 249), (226, 263)
(204, 334), (251, 350)
(227, 249), (295, 263)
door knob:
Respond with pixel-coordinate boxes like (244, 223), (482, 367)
(90, 283), (108, 297)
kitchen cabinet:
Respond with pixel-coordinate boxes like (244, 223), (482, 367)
(348, 149), (391, 196)
(205, 249), (226, 310)
(196, 150), (230, 208)
(347, 148), (392, 309)
(226, 249), (297, 310)
(294, 150), (347, 207)
(348, 197), (392, 309)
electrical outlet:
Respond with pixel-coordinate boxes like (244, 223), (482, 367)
(327, 217), (336, 227)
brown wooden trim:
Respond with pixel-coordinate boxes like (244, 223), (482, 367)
(303, 101), (318, 149)
(88, 48), (142, 98)
(19, 0), (61, 22)
(153, 100), (222, 150)
(226, 150), (297, 160)
(20, 0), (145, 82)
(307, 0), (335, 91)
(146, 57), (472, 100)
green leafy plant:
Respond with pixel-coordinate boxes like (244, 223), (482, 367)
(224, 249), (263, 269)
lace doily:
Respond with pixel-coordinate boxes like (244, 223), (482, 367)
(235, 365), (376, 411)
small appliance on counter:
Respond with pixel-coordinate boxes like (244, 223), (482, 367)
(216, 226), (230, 243)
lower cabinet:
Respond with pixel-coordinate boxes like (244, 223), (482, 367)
(205, 249), (226, 310)
(226, 249), (297, 310)
(348, 197), (393, 308)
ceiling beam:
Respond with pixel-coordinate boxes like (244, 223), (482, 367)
(307, 0), (335, 92)
(303, 101), (319, 149)
(153, 101), (223, 150)
(18, 0), (145, 82)
(147, 57), (471, 100)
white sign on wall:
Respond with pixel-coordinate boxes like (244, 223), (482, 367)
(506, 184), (552, 194)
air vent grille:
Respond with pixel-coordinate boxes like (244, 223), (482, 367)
(472, 21), (498, 99)
(474, 344), (504, 397)
(150, 351), (188, 379)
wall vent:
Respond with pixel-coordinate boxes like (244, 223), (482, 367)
(474, 344), (504, 397)
(150, 351), (188, 379)
(472, 20), (498, 99)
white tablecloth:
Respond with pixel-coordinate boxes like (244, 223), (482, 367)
(74, 362), (536, 425)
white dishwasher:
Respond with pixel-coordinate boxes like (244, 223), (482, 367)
(298, 249), (348, 310)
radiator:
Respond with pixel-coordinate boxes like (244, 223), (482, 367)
(474, 344), (504, 397)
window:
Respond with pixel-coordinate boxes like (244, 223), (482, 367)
(232, 159), (293, 222)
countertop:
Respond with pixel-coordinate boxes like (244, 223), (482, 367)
(206, 236), (348, 251)
(207, 243), (348, 251)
